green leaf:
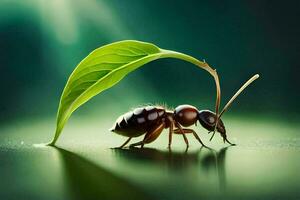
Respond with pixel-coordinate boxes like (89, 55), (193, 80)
(48, 40), (221, 145)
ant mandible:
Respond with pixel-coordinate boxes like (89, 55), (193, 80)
(110, 74), (259, 148)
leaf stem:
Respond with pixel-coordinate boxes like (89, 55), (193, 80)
(160, 49), (221, 119)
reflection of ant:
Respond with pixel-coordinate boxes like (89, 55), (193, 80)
(200, 147), (229, 190)
(113, 147), (199, 170)
(112, 146), (230, 189)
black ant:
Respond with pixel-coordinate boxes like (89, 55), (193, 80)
(110, 74), (259, 148)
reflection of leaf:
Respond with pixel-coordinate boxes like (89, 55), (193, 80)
(49, 40), (221, 145)
(55, 147), (148, 200)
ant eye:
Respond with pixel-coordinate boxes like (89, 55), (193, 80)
(198, 110), (217, 131)
(208, 116), (215, 124)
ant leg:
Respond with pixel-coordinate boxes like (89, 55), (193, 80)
(175, 122), (189, 148)
(183, 129), (208, 148)
(129, 141), (144, 148)
(174, 129), (208, 148)
(182, 133), (189, 147)
(118, 137), (132, 148)
(130, 122), (165, 148)
(224, 137), (236, 146)
(168, 118), (174, 149)
(168, 128), (173, 149)
(173, 129), (189, 146)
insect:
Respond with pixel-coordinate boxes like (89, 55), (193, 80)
(110, 74), (259, 148)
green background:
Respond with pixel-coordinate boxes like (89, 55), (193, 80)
(0, 0), (299, 199)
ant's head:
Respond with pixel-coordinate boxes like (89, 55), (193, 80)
(198, 110), (226, 139)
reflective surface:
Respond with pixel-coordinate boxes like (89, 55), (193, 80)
(1, 1), (299, 199)
(1, 115), (299, 199)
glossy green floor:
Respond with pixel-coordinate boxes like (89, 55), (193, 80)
(1, 114), (299, 200)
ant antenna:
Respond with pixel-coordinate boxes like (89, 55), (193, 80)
(209, 74), (259, 141)
(219, 74), (259, 118)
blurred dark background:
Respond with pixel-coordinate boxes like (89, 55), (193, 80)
(1, 2), (300, 200)
(0, 0), (299, 124)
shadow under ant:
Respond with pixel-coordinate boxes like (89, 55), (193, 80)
(112, 145), (231, 190)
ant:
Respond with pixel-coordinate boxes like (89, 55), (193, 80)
(110, 74), (259, 148)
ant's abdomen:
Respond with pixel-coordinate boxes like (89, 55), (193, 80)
(110, 106), (166, 137)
